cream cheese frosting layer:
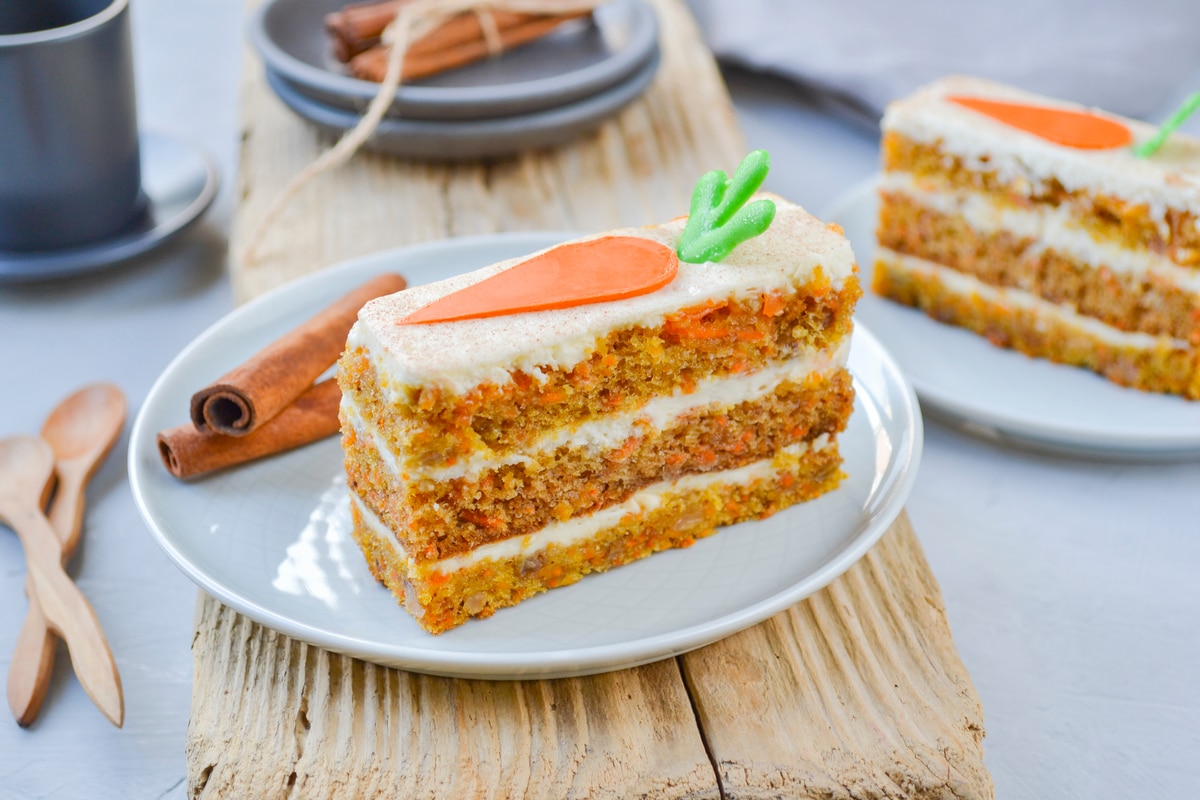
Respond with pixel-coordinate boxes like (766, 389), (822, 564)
(882, 75), (1200, 222)
(349, 197), (857, 395)
(351, 435), (834, 574)
(342, 337), (851, 481)
(880, 172), (1200, 295)
(877, 248), (1191, 351)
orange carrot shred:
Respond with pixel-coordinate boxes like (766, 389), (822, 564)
(761, 291), (786, 317)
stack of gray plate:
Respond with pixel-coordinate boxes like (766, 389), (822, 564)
(251, 0), (660, 160)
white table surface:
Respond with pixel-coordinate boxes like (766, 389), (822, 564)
(2, 3), (1198, 798)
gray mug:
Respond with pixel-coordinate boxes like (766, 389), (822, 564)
(0, 0), (143, 252)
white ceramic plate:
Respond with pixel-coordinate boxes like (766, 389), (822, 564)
(129, 232), (922, 679)
(828, 178), (1200, 460)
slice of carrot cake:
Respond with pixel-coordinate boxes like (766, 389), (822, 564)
(338, 153), (861, 633)
(875, 75), (1200, 398)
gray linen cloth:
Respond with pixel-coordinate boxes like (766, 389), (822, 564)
(687, 0), (1200, 120)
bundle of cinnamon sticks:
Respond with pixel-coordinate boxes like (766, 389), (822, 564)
(325, 0), (591, 83)
(157, 273), (407, 479)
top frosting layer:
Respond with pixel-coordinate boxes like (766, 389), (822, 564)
(350, 196), (856, 393)
(882, 75), (1200, 218)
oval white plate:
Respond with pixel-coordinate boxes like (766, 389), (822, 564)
(828, 178), (1200, 460)
(129, 232), (921, 679)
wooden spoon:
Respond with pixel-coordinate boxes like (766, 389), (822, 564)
(7, 383), (126, 727)
(43, 383), (126, 563)
(0, 436), (123, 727)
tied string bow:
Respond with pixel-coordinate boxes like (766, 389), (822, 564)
(243, 0), (603, 266)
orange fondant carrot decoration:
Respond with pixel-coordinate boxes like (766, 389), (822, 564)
(947, 95), (1132, 150)
(399, 236), (678, 325)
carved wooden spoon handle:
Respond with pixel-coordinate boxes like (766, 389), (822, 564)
(5, 503), (123, 727)
(7, 467), (88, 726)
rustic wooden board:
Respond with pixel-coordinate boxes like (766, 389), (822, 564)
(188, 1), (992, 797)
(681, 513), (989, 799)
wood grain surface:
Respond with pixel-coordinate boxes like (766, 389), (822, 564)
(682, 513), (989, 799)
(189, 1), (992, 796)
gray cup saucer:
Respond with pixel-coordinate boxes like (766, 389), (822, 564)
(0, 131), (219, 283)
(252, 0), (659, 121)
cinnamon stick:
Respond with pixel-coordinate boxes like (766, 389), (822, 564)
(326, 2), (565, 64)
(326, 0), (407, 62)
(161, 380), (342, 480)
(189, 273), (406, 437)
(347, 12), (587, 82)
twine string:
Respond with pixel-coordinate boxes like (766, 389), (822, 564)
(242, 0), (602, 266)
(475, 9), (503, 55)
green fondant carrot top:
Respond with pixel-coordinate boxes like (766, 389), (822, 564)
(1134, 92), (1200, 158)
(677, 150), (776, 264)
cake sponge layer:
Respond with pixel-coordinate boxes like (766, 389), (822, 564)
(344, 367), (854, 562)
(878, 190), (1200, 342)
(340, 275), (859, 471)
(874, 250), (1200, 397)
(349, 197), (858, 394)
(350, 441), (845, 634)
(882, 132), (1200, 269)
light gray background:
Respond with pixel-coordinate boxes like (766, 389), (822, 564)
(1, 2), (1198, 797)
(691, 0), (1200, 119)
